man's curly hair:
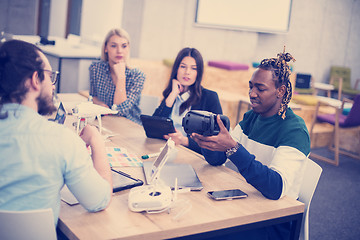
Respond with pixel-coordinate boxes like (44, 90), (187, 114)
(259, 49), (295, 119)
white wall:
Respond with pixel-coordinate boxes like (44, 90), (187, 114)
(81, 0), (123, 44)
(48, 0), (123, 42)
(255, 0), (360, 88)
(48, 0), (68, 37)
(46, 0), (124, 92)
(124, 0), (360, 89)
(136, 0), (257, 64)
(0, 0), (39, 35)
(78, 0), (124, 91)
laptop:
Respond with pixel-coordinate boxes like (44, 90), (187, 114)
(143, 161), (203, 191)
(49, 102), (66, 124)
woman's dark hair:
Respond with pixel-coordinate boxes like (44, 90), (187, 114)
(258, 49), (295, 119)
(162, 47), (204, 114)
(0, 39), (44, 105)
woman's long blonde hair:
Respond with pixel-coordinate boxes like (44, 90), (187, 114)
(101, 28), (131, 63)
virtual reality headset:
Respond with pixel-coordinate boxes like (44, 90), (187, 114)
(182, 110), (230, 136)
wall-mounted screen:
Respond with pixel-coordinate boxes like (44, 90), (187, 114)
(195, 0), (292, 33)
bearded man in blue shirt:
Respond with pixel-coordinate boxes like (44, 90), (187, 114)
(0, 40), (112, 227)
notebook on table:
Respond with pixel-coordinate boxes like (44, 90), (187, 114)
(143, 161), (203, 191)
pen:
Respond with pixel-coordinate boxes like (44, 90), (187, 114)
(141, 152), (160, 159)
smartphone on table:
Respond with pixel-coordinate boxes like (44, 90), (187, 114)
(207, 189), (248, 201)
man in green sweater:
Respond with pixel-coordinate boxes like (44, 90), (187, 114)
(192, 51), (310, 240)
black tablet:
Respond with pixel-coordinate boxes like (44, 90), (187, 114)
(111, 169), (143, 193)
(140, 115), (176, 139)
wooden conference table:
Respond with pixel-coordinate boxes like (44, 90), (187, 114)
(57, 94), (304, 240)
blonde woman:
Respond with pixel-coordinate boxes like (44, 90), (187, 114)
(89, 28), (145, 124)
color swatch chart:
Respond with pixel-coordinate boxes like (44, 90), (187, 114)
(106, 147), (143, 167)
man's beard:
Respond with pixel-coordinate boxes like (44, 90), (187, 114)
(36, 91), (57, 116)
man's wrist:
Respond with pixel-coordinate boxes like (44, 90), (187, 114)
(225, 142), (241, 158)
(182, 136), (189, 147)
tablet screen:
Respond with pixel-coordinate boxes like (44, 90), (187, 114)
(149, 139), (175, 184)
(140, 115), (175, 139)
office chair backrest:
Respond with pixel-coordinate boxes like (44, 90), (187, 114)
(298, 158), (322, 240)
(0, 208), (57, 240)
(139, 94), (160, 116)
(330, 66), (351, 90)
(344, 94), (360, 127)
(295, 73), (312, 89)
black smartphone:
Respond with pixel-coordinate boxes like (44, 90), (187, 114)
(207, 189), (248, 200)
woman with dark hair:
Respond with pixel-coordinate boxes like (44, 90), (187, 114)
(153, 47), (222, 154)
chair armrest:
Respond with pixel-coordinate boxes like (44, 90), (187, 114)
(313, 82), (334, 91)
(313, 82), (334, 98)
(316, 96), (353, 114)
(355, 79), (360, 90)
(340, 98), (354, 112)
(316, 96), (342, 109)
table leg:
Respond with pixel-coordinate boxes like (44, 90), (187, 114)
(57, 58), (62, 93)
(289, 213), (303, 240)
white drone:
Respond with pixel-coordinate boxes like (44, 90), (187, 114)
(72, 102), (118, 134)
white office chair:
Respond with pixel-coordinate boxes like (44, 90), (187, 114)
(0, 208), (57, 240)
(225, 158), (322, 240)
(139, 94), (160, 116)
(298, 158), (323, 240)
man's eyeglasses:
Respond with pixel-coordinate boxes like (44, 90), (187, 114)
(43, 69), (60, 85)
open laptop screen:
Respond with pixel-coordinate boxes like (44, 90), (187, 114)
(50, 102), (66, 124)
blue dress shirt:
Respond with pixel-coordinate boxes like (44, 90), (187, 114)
(0, 104), (111, 225)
